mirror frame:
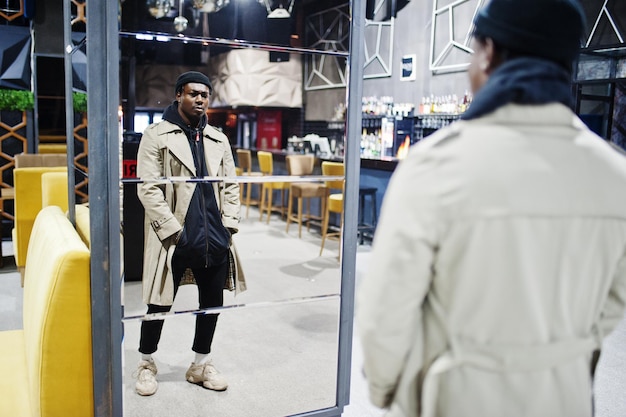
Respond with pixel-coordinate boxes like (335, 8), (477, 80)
(78, 1), (366, 416)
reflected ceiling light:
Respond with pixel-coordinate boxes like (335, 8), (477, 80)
(147, 0), (172, 18)
(192, 0), (230, 13)
(135, 33), (154, 41)
(173, 0), (188, 32)
(263, 0), (295, 16)
(267, 7), (290, 18)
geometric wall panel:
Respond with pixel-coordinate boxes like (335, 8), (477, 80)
(0, 0), (24, 22)
(304, 4), (350, 90)
(363, 18), (394, 79)
(304, 1), (394, 90)
(430, 0), (485, 74)
(585, 0), (624, 48)
(0, 110), (28, 221)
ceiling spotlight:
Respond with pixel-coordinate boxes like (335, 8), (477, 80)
(174, 15), (188, 32)
(147, 0), (172, 19)
(174, 0), (188, 32)
(192, 0), (230, 13)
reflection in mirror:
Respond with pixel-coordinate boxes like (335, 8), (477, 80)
(70, 33), (89, 206)
(122, 181), (344, 311)
(64, 5), (89, 216)
(119, 39), (349, 314)
(118, 2), (356, 415)
(121, 174), (345, 415)
(122, 298), (339, 416)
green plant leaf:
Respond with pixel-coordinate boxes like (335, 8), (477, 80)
(73, 91), (88, 113)
(0, 89), (35, 111)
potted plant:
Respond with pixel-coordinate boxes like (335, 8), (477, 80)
(73, 91), (87, 114)
(0, 88), (34, 148)
(0, 88), (34, 152)
(0, 89), (34, 112)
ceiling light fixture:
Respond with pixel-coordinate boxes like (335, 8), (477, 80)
(193, 0), (231, 13)
(173, 0), (188, 32)
(147, 0), (172, 19)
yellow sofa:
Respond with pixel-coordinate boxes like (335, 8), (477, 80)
(0, 205), (92, 417)
(12, 166), (67, 273)
(74, 203), (90, 249)
(38, 144), (68, 154)
(41, 172), (69, 212)
(72, 204), (126, 276)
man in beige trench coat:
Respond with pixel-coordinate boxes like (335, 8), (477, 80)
(357, 1), (626, 416)
(133, 71), (244, 396)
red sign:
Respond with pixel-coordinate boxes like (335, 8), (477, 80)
(123, 159), (137, 178)
(256, 110), (282, 150)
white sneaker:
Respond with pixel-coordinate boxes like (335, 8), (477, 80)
(185, 361), (228, 391)
(134, 359), (158, 396)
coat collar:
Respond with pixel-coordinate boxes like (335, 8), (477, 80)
(472, 103), (583, 130)
(155, 120), (225, 176)
(204, 125), (224, 176)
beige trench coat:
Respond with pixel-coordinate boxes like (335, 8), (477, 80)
(137, 119), (245, 306)
(357, 103), (626, 417)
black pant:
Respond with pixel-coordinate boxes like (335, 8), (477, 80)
(139, 253), (229, 355)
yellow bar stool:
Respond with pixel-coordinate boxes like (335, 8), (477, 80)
(257, 151), (290, 224)
(319, 161), (344, 258)
(235, 149), (262, 218)
(285, 154), (327, 238)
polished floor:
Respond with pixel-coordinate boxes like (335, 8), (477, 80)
(120, 210), (383, 417)
(1, 206), (626, 416)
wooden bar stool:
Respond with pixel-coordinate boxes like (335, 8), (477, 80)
(257, 151), (290, 224)
(235, 149), (262, 218)
(285, 154), (326, 238)
(319, 161), (344, 258)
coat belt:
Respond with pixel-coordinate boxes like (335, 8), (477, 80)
(420, 336), (599, 417)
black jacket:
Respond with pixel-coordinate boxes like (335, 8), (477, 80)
(162, 102), (230, 268)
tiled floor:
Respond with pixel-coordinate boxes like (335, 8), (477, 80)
(2, 209), (626, 416)
(0, 216), (384, 417)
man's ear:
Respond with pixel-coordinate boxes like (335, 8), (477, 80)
(484, 38), (501, 73)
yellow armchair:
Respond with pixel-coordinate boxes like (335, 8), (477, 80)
(12, 167), (67, 273)
(41, 171), (69, 211)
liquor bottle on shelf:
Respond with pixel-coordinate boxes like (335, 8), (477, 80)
(459, 90), (470, 113)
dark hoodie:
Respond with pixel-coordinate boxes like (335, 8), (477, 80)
(162, 101), (230, 268)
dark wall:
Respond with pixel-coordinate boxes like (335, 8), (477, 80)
(33, 0), (64, 56)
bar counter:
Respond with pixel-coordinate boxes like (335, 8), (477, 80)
(236, 148), (397, 238)
(239, 147), (399, 172)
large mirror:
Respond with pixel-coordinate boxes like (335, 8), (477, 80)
(107, 1), (361, 416)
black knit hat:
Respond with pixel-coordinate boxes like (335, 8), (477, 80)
(473, 0), (586, 68)
(175, 71), (213, 95)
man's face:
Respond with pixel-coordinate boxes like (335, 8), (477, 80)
(468, 38), (485, 94)
(468, 37), (493, 94)
(176, 82), (210, 124)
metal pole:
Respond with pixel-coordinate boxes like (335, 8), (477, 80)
(87, 1), (123, 416)
(336, 0), (365, 413)
(63, 0), (76, 224)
